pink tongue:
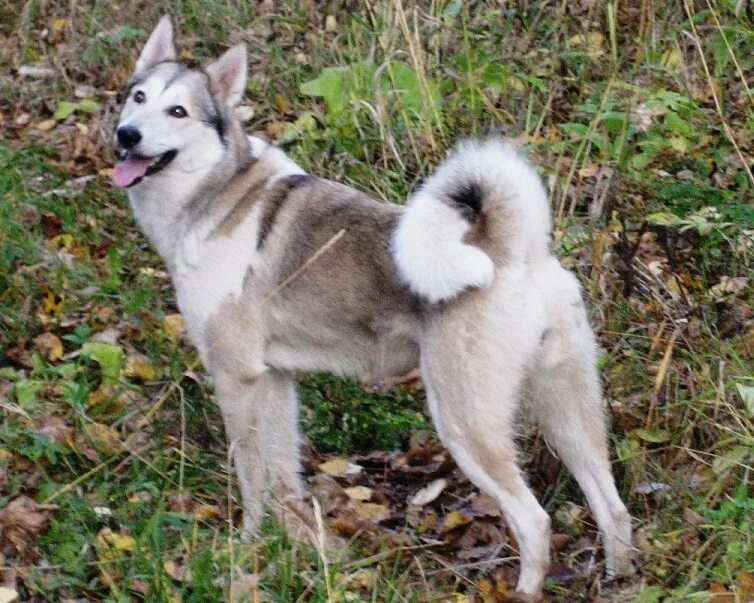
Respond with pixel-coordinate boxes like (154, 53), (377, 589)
(113, 155), (153, 188)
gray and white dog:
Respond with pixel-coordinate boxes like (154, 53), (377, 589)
(113, 16), (634, 597)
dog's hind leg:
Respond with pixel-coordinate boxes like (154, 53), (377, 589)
(421, 275), (552, 597)
(528, 260), (635, 579)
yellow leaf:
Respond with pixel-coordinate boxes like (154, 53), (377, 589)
(179, 49), (195, 60)
(353, 501), (390, 522)
(193, 504), (221, 521)
(85, 422), (121, 454)
(275, 93), (291, 114)
(568, 32), (605, 57)
(125, 354), (157, 381)
(52, 18), (67, 32)
(48, 234), (73, 250)
(34, 332), (63, 361)
(442, 510), (472, 531)
(97, 527), (135, 552)
(344, 486), (372, 501)
(42, 290), (63, 316)
(163, 314), (186, 343)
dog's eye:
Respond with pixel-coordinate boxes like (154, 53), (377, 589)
(168, 106), (188, 118)
(133, 90), (146, 103)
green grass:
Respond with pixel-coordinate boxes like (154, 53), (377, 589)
(1, 1), (753, 601)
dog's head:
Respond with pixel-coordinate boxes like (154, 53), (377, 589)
(113, 16), (246, 189)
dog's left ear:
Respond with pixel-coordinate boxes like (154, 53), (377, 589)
(136, 15), (176, 73)
(205, 44), (247, 107)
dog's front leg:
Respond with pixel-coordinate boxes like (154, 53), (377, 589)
(215, 368), (307, 540)
(215, 370), (269, 538)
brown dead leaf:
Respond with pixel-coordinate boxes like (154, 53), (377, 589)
(164, 559), (191, 583)
(34, 415), (74, 447)
(683, 507), (704, 527)
(84, 422), (121, 454)
(0, 496), (58, 554)
(168, 493), (194, 513)
(737, 572), (754, 599)
(469, 493), (501, 518)
(33, 332), (63, 361)
(709, 582), (735, 602)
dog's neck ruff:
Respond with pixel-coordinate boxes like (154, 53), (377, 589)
(126, 126), (254, 271)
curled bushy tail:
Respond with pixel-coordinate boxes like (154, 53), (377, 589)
(392, 138), (552, 303)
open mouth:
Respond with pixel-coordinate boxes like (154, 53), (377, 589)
(112, 149), (177, 189)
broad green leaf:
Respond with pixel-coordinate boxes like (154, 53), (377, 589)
(301, 66), (348, 114)
(632, 585), (664, 603)
(81, 342), (124, 386)
(53, 101), (77, 121)
(645, 211), (684, 227)
(633, 428), (671, 443)
(280, 112), (318, 144)
(15, 379), (44, 407)
(76, 99), (99, 114)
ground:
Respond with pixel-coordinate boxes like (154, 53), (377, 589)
(0, 1), (753, 601)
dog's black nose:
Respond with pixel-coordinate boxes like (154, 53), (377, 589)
(116, 125), (142, 149)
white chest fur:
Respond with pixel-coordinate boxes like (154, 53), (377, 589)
(172, 205), (262, 355)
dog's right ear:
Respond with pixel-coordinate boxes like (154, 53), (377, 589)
(135, 15), (176, 73)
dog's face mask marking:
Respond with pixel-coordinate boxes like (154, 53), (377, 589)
(113, 16), (247, 189)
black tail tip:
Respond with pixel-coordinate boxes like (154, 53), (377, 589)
(447, 180), (484, 220)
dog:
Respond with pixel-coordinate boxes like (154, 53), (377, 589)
(113, 16), (635, 597)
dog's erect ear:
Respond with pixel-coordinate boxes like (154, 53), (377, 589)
(205, 44), (247, 107)
(135, 15), (176, 73)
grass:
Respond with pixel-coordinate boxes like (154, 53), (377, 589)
(0, 1), (753, 601)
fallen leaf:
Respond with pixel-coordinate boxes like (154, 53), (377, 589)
(344, 486), (373, 501)
(163, 314), (186, 342)
(193, 504), (221, 521)
(36, 119), (56, 132)
(34, 415), (74, 447)
(84, 422), (121, 454)
(33, 332), (63, 361)
(0, 496), (58, 554)
(568, 31), (605, 56)
(164, 559), (191, 582)
(319, 457), (362, 477)
(96, 527), (135, 552)
(124, 353), (157, 381)
(683, 507), (704, 527)
(442, 510), (472, 532)
(410, 478), (448, 506)
(353, 501), (390, 522)
(738, 572), (754, 598)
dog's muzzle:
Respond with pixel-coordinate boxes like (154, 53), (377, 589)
(112, 148), (177, 189)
